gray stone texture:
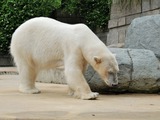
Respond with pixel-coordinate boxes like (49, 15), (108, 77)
(125, 14), (160, 59)
(151, 9), (160, 15)
(151, 0), (160, 9)
(118, 17), (125, 26)
(107, 26), (128, 46)
(107, 28), (118, 45)
(141, 11), (152, 16)
(108, 19), (118, 28)
(126, 1), (141, 16)
(129, 49), (160, 92)
(110, 3), (125, 19)
(110, 0), (141, 19)
(142, 0), (151, 12)
(118, 27), (126, 43)
(126, 14), (141, 25)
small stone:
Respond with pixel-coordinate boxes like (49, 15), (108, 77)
(92, 114), (95, 116)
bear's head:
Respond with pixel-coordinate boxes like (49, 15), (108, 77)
(93, 53), (119, 87)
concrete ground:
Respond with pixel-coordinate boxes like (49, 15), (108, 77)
(0, 68), (160, 120)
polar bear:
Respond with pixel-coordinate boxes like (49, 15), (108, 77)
(10, 17), (119, 100)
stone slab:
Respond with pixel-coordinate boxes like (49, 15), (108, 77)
(108, 19), (118, 28)
(151, 0), (160, 10)
(118, 17), (126, 26)
(107, 29), (118, 45)
(118, 26), (127, 43)
(129, 49), (160, 92)
(142, 0), (151, 12)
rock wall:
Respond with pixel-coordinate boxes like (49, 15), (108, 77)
(107, 0), (160, 46)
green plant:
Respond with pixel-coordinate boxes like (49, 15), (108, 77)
(0, 0), (61, 54)
(62, 0), (112, 31)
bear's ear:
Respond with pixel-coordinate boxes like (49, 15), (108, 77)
(94, 56), (102, 64)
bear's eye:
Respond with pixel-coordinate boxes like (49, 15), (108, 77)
(108, 71), (114, 74)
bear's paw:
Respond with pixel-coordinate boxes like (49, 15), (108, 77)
(19, 86), (41, 94)
(81, 92), (99, 100)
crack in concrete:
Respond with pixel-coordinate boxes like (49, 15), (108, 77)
(126, 49), (133, 83)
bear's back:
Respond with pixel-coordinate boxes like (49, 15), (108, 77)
(10, 17), (90, 66)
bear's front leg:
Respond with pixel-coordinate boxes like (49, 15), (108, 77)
(65, 67), (99, 100)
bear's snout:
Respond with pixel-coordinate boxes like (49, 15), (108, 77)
(105, 73), (118, 87)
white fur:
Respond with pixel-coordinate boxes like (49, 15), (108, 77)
(10, 17), (119, 100)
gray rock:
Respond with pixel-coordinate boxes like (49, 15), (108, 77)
(129, 49), (160, 92)
(125, 14), (160, 59)
(107, 43), (124, 48)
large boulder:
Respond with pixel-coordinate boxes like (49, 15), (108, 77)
(125, 14), (160, 59)
(36, 48), (160, 93)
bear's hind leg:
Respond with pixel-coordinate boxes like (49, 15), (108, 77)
(16, 60), (40, 94)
